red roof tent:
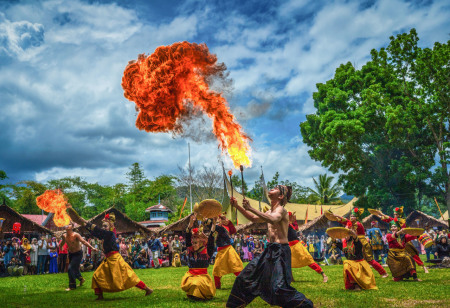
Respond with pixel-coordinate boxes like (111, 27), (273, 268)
(145, 204), (173, 213)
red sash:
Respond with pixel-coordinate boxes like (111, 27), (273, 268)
(218, 245), (231, 251)
(105, 251), (118, 258)
(289, 240), (299, 247)
(189, 268), (207, 275)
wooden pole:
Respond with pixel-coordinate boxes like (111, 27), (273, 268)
(434, 197), (444, 220)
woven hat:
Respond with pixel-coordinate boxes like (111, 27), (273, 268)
(196, 199), (222, 218)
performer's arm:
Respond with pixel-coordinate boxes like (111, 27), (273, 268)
(226, 221), (236, 235)
(242, 199), (283, 224)
(207, 233), (215, 258)
(76, 233), (96, 251)
(230, 197), (264, 223)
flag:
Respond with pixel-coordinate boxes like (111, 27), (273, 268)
(179, 197), (188, 220)
(305, 206), (309, 224)
(321, 205), (323, 215)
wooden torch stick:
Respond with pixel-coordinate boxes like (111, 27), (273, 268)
(240, 165), (245, 198)
(228, 170), (233, 198)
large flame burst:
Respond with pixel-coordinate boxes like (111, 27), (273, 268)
(121, 42), (252, 168)
(36, 189), (70, 227)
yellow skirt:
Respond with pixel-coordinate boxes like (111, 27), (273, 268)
(212, 245), (244, 277)
(181, 271), (216, 300)
(343, 259), (378, 290)
(290, 241), (315, 268)
(91, 253), (141, 292)
(358, 235), (374, 262)
(387, 249), (415, 278)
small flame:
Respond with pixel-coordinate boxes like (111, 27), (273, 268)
(36, 189), (70, 227)
(122, 42), (252, 168)
(228, 170), (232, 177)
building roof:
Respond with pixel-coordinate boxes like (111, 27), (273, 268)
(406, 210), (448, 228)
(0, 204), (52, 234)
(145, 204), (172, 213)
(441, 210), (448, 221)
(75, 207), (154, 235)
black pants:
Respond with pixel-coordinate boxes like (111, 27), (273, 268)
(68, 250), (83, 289)
(58, 253), (67, 273)
(227, 243), (313, 308)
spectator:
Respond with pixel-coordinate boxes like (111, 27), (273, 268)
(3, 240), (15, 271)
(30, 238), (38, 275)
(37, 236), (48, 274)
(147, 234), (163, 269)
(435, 235), (449, 259)
(19, 237), (31, 275)
(425, 225), (437, 261)
(58, 238), (68, 273)
(48, 237), (59, 274)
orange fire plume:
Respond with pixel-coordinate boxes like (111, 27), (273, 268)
(121, 42), (252, 168)
(36, 189), (71, 227)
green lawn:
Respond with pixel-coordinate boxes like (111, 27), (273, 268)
(1, 261), (449, 307)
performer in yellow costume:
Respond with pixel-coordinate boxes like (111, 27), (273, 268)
(181, 213), (216, 300)
(67, 207), (153, 300)
(211, 214), (243, 289)
(288, 212), (328, 282)
(336, 222), (378, 290)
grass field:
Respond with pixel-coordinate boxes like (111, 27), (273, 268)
(1, 260), (449, 308)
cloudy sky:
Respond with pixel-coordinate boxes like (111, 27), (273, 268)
(1, 0), (449, 190)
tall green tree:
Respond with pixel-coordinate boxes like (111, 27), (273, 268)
(300, 29), (449, 215)
(307, 174), (342, 205)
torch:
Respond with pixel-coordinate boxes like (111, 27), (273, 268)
(228, 170), (233, 198)
(240, 165), (245, 198)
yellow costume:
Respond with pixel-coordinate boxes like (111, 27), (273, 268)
(343, 259), (378, 290)
(290, 241), (315, 268)
(212, 245), (243, 277)
(181, 270), (216, 300)
(92, 252), (141, 293)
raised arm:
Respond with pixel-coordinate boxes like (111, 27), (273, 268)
(242, 199), (283, 224)
(76, 233), (96, 251)
(230, 198), (264, 223)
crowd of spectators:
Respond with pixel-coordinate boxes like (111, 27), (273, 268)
(1, 227), (448, 277)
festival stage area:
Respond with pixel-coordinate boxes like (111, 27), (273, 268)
(1, 260), (449, 308)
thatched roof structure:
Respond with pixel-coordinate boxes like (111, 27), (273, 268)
(441, 210), (448, 221)
(405, 210), (448, 229)
(157, 213), (195, 235)
(362, 214), (390, 230)
(298, 214), (342, 233)
(235, 221), (267, 234)
(0, 203), (52, 235)
(75, 207), (153, 236)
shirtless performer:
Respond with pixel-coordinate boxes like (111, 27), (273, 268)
(226, 184), (313, 308)
(59, 221), (97, 291)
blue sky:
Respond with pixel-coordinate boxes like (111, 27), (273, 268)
(1, 0), (449, 189)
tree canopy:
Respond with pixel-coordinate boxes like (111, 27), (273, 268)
(300, 29), (449, 215)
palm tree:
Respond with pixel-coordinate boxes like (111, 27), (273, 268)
(308, 174), (342, 204)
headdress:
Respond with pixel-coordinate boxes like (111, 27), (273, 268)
(103, 212), (117, 235)
(371, 221), (377, 226)
(191, 227), (208, 243)
(390, 218), (401, 228)
(394, 206), (404, 218)
(350, 208), (364, 219)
